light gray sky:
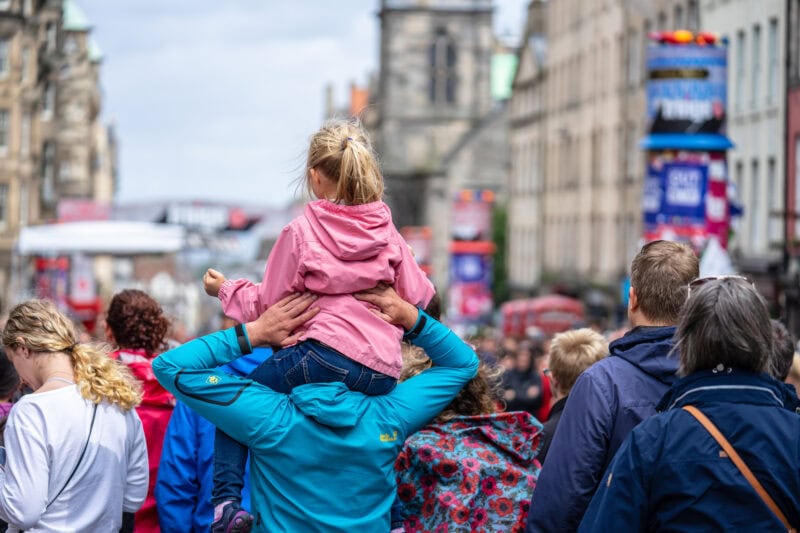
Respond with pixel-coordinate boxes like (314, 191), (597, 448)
(79, 1), (528, 207)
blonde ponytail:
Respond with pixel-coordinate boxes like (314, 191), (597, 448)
(72, 343), (142, 410)
(307, 119), (384, 205)
(2, 300), (142, 411)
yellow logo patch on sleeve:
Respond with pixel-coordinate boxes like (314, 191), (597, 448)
(206, 375), (221, 385)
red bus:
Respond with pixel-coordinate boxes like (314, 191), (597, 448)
(500, 295), (585, 339)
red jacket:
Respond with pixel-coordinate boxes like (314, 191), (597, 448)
(112, 348), (175, 533)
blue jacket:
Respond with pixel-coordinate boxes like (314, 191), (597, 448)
(580, 370), (800, 532)
(154, 348), (271, 533)
(526, 326), (679, 532)
(152, 311), (478, 532)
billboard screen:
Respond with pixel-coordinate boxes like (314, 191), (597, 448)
(646, 44), (727, 137)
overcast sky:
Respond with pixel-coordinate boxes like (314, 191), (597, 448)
(78, 1), (528, 207)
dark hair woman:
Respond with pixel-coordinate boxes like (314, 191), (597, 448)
(105, 289), (174, 533)
(580, 277), (800, 532)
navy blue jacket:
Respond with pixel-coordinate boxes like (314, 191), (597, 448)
(580, 370), (800, 532)
(526, 326), (679, 532)
(154, 348), (271, 533)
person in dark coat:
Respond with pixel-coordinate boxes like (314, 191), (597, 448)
(579, 276), (800, 532)
(539, 329), (607, 463)
(526, 240), (699, 532)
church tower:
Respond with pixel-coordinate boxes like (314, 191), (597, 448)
(374, 0), (494, 229)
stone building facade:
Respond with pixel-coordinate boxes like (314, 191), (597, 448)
(702, 0), (787, 279)
(508, 0), (715, 295)
(0, 0), (115, 309)
(371, 0), (509, 290)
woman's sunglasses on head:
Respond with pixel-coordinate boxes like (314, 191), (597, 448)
(687, 275), (754, 296)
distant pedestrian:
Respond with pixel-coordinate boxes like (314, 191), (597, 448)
(539, 328), (608, 463)
(105, 289), (175, 533)
(202, 119), (434, 531)
(580, 277), (800, 532)
(0, 299), (147, 531)
(526, 240), (699, 532)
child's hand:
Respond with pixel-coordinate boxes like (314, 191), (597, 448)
(203, 268), (226, 297)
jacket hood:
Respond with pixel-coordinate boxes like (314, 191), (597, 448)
(609, 326), (679, 386)
(657, 368), (800, 413)
(289, 382), (369, 428)
(113, 348), (175, 408)
(225, 347), (272, 377)
(441, 411), (543, 464)
(304, 200), (393, 261)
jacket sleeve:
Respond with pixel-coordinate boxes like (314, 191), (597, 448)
(578, 423), (652, 532)
(0, 403), (48, 529)
(152, 328), (287, 450)
(155, 402), (201, 531)
(385, 312), (479, 436)
(123, 409), (149, 513)
(391, 230), (435, 308)
(218, 224), (304, 323)
(525, 371), (614, 532)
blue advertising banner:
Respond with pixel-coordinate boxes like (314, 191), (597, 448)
(662, 162), (708, 220)
(643, 159), (708, 227)
(642, 44), (732, 151)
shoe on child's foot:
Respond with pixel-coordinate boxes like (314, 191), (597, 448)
(211, 502), (254, 533)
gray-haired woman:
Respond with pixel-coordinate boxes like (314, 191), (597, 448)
(579, 276), (800, 532)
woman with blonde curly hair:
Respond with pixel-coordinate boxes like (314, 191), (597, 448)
(105, 289), (174, 533)
(0, 299), (148, 532)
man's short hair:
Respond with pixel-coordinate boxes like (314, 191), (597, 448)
(630, 240), (699, 324)
(770, 319), (796, 381)
(548, 328), (609, 397)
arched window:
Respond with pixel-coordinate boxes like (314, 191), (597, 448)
(429, 27), (456, 105)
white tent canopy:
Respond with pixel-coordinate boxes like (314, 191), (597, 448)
(16, 221), (186, 255)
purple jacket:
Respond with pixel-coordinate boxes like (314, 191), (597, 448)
(219, 200), (434, 378)
(526, 326), (679, 532)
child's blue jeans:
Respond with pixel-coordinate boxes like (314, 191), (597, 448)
(212, 339), (397, 505)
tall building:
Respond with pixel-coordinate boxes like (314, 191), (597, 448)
(787, 0), (800, 259)
(507, 0), (546, 296)
(509, 0), (716, 296)
(370, 0), (510, 290)
(0, 0), (115, 309)
(702, 0), (787, 288)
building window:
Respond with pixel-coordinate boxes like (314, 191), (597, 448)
(767, 158), (780, 244)
(0, 0), (10, 10)
(657, 11), (667, 31)
(41, 141), (54, 204)
(0, 109), (8, 154)
(429, 27), (456, 105)
(21, 46), (29, 82)
(750, 159), (760, 249)
(59, 160), (72, 181)
(0, 39), (8, 78)
(23, 0), (32, 16)
(42, 83), (54, 120)
(627, 29), (639, 86)
(20, 113), (30, 157)
(673, 5), (684, 29)
(752, 24), (761, 108)
(687, 0), (700, 31)
(46, 22), (56, 52)
(0, 183), (8, 233)
(736, 31), (746, 111)
(768, 18), (779, 105)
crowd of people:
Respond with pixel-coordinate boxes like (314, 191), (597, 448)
(0, 120), (797, 532)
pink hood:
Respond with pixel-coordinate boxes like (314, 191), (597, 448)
(219, 200), (435, 378)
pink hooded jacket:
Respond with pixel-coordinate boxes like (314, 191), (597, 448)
(218, 200), (435, 378)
